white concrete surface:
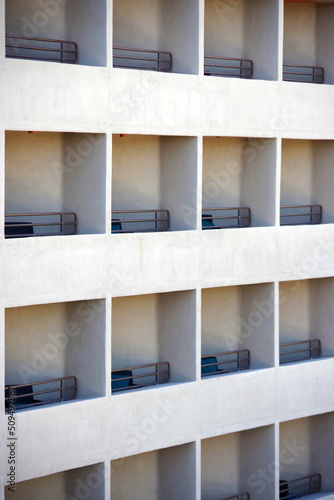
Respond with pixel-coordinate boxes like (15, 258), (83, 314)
(1, 1), (334, 499)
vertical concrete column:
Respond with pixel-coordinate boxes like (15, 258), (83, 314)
(105, 296), (112, 399)
(198, 0), (205, 77)
(278, 0), (284, 82)
(106, 131), (112, 235)
(0, 0), (5, 62)
(104, 459), (111, 500)
(0, 305), (5, 500)
(0, 130), (4, 241)
(274, 421), (280, 500)
(275, 137), (282, 227)
(195, 439), (201, 500)
(274, 282), (280, 369)
(195, 287), (202, 382)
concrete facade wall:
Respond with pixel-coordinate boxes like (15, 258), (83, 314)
(1, 0), (334, 499)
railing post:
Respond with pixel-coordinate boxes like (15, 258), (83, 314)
(60, 378), (64, 401)
(60, 213), (63, 235)
(157, 52), (160, 72)
(155, 211), (158, 232)
(61, 41), (63, 63)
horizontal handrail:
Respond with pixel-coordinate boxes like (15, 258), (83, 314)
(283, 64), (324, 83)
(112, 361), (170, 393)
(6, 34), (78, 63)
(201, 350), (251, 377)
(221, 494), (250, 500)
(112, 209), (170, 233)
(205, 55), (253, 78)
(202, 207), (251, 229)
(5, 376), (77, 411)
(5, 212), (77, 238)
(280, 473), (321, 499)
(280, 339), (321, 364)
(280, 205), (322, 226)
(113, 46), (172, 72)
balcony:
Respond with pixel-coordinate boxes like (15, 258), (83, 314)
(204, 0), (279, 80)
(113, 0), (199, 74)
(112, 134), (197, 233)
(280, 414), (334, 498)
(5, 212), (77, 238)
(5, 0), (106, 66)
(5, 299), (106, 408)
(111, 361), (169, 393)
(111, 209), (169, 234)
(280, 474), (321, 499)
(5, 131), (106, 237)
(280, 339), (321, 365)
(202, 208), (251, 230)
(202, 425), (275, 500)
(111, 443), (196, 499)
(204, 56), (253, 79)
(5, 377), (77, 411)
(5, 35), (78, 63)
(280, 205), (322, 227)
(201, 350), (250, 378)
(111, 291), (196, 394)
(281, 140), (334, 225)
(113, 47), (172, 72)
(279, 278), (334, 363)
(202, 284), (275, 375)
(4, 463), (105, 499)
(283, 0), (334, 84)
(203, 137), (276, 229)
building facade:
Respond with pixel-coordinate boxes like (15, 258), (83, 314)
(1, 0), (334, 498)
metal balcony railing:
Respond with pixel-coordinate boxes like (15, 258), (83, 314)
(5, 34), (78, 63)
(201, 350), (251, 377)
(5, 376), (77, 411)
(5, 212), (77, 238)
(280, 205), (322, 226)
(112, 362), (170, 393)
(280, 474), (321, 499)
(283, 64), (324, 84)
(202, 207), (251, 229)
(112, 209), (170, 233)
(221, 494), (250, 500)
(204, 56), (253, 78)
(280, 339), (321, 364)
(113, 47), (172, 72)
